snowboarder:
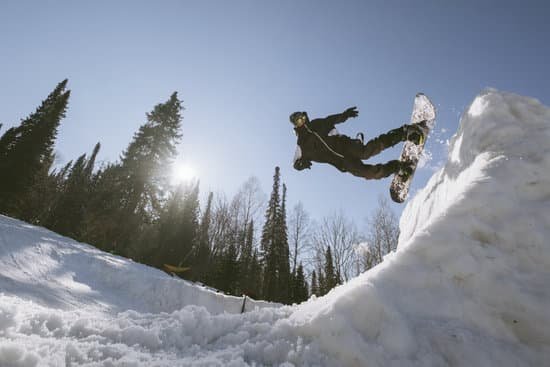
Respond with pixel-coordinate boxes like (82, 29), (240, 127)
(290, 107), (426, 180)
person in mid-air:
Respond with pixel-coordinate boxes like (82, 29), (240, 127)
(290, 107), (426, 180)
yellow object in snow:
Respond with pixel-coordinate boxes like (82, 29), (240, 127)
(163, 264), (190, 273)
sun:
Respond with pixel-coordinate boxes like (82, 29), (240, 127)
(171, 163), (197, 184)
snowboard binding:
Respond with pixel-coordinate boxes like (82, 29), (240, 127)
(406, 120), (428, 145)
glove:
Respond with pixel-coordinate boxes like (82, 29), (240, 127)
(344, 106), (358, 119)
(294, 158), (312, 171)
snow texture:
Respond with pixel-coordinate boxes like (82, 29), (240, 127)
(1, 89), (549, 366)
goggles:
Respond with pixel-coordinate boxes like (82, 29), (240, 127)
(291, 112), (307, 127)
(295, 115), (306, 125)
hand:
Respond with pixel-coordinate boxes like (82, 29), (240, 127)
(344, 107), (358, 119)
(294, 158), (312, 171)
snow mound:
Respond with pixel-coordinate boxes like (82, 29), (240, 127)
(1, 89), (549, 366)
(290, 89), (550, 366)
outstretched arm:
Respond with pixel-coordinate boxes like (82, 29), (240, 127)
(324, 106), (359, 125)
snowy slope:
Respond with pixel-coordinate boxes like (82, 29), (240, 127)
(0, 216), (276, 315)
(1, 89), (549, 366)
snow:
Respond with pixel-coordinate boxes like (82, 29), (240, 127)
(0, 218), (275, 316)
(1, 89), (550, 366)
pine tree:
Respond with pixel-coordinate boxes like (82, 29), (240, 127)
(261, 167), (292, 303)
(0, 80), (70, 216)
(179, 182), (200, 264)
(239, 220), (255, 295)
(222, 243), (239, 294)
(84, 142), (101, 179)
(276, 183), (290, 302)
(261, 167), (282, 301)
(318, 271), (326, 296)
(248, 249), (262, 299)
(155, 184), (186, 267)
(324, 246), (338, 292)
(293, 263), (309, 303)
(0, 126), (18, 163)
(114, 92), (183, 253)
(79, 163), (125, 252)
(310, 270), (319, 297)
(47, 153), (87, 233)
(260, 167), (291, 303)
(16, 153), (60, 223)
(154, 182), (199, 271)
(46, 143), (100, 238)
(69, 142), (101, 239)
(193, 191), (213, 282)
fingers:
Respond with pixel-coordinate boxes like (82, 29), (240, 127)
(346, 106), (359, 118)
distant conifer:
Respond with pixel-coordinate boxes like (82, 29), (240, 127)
(0, 80), (70, 215)
(261, 167), (282, 301)
(310, 270), (319, 296)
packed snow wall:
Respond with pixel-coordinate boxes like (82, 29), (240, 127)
(290, 89), (550, 366)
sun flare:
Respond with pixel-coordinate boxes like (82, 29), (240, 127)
(171, 163), (197, 184)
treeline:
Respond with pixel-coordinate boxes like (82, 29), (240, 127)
(0, 80), (400, 305)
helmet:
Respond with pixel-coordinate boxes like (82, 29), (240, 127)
(289, 111), (308, 127)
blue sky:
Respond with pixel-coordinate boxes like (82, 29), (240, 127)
(1, 0), (549, 224)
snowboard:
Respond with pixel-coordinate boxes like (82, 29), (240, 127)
(389, 93), (436, 203)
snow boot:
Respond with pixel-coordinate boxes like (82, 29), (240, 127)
(406, 120), (428, 145)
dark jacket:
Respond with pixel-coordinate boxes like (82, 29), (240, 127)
(294, 113), (362, 172)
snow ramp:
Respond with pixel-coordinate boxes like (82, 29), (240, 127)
(0, 89), (549, 366)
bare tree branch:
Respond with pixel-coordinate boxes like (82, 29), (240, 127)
(310, 210), (362, 282)
(288, 202), (311, 275)
(360, 196), (399, 271)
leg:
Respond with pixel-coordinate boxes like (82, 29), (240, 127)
(361, 126), (408, 159)
(343, 159), (402, 180)
(361, 123), (427, 159)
